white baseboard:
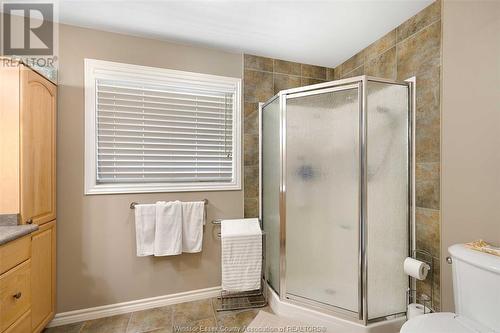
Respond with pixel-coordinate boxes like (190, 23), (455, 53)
(48, 286), (222, 328)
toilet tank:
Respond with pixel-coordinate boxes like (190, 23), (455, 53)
(449, 244), (500, 331)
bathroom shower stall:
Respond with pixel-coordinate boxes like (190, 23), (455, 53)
(260, 76), (414, 325)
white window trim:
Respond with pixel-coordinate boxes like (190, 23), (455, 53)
(84, 58), (242, 195)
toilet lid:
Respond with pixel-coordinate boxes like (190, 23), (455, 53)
(400, 313), (474, 333)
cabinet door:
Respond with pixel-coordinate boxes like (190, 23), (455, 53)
(4, 310), (31, 333)
(20, 67), (56, 226)
(0, 260), (31, 332)
(0, 63), (20, 215)
(31, 221), (56, 333)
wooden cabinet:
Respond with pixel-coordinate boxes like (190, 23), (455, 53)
(0, 60), (56, 226)
(0, 238), (31, 333)
(0, 260), (31, 332)
(4, 311), (31, 333)
(0, 236), (30, 275)
(20, 69), (57, 226)
(30, 221), (56, 333)
(0, 224), (56, 333)
(0, 60), (57, 333)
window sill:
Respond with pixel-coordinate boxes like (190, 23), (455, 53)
(84, 183), (242, 195)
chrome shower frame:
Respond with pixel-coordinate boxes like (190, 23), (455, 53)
(258, 75), (416, 325)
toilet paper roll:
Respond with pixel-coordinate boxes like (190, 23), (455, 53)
(404, 257), (430, 280)
(407, 303), (429, 319)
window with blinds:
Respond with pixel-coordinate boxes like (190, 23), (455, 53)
(84, 59), (241, 194)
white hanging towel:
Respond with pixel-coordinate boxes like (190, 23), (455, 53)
(221, 218), (262, 292)
(134, 204), (156, 256)
(181, 201), (205, 253)
(154, 201), (182, 256)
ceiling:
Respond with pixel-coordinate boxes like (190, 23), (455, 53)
(57, 0), (433, 68)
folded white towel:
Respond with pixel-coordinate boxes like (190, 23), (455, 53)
(154, 201), (182, 256)
(221, 218), (262, 292)
(181, 201), (205, 253)
(134, 204), (156, 256)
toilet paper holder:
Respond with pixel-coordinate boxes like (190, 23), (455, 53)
(406, 249), (435, 314)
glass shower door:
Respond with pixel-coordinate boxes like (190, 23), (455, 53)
(284, 85), (360, 313)
(366, 81), (409, 319)
(261, 97), (281, 293)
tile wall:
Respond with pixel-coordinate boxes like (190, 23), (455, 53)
(242, 55), (333, 217)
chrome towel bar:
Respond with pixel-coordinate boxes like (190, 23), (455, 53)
(130, 198), (208, 209)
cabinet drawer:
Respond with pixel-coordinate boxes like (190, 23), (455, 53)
(0, 260), (31, 332)
(4, 310), (30, 333)
(0, 236), (31, 275)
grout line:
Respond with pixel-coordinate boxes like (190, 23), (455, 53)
(364, 31), (397, 62)
(211, 297), (219, 326)
(124, 312), (132, 333)
(396, 36), (399, 79)
(341, 64), (364, 79)
(243, 68), (274, 75)
(416, 161), (440, 165)
(395, 19), (441, 46)
(274, 72), (302, 79)
(298, 74), (328, 80)
(415, 207), (440, 212)
(342, 37), (399, 78)
(78, 321), (85, 333)
(171, 305), (175, 333)
(243, 67), (328, 81)
(272, 60), (276, 95)
(365, 44), (396, 63)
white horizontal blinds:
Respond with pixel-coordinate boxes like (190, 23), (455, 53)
(95, 78), (234, 184)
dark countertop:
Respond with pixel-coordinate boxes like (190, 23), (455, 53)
(0, 225), (39, 245)
(0, 214), (18, 226)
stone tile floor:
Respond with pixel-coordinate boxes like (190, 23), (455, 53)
(44, 298), (272, 333)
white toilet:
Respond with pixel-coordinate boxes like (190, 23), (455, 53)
(401, 244), (500, 333)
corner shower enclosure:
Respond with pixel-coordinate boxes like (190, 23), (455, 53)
(259, 76), (414, 325)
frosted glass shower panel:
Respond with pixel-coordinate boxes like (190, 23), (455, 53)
(260, 76), (413, 323)
(261, 98), (281, 293)
(285, 87), (360, 312)
(366, 81), (409, 319)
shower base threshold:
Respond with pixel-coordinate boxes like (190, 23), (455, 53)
(266, 284), (405, 333)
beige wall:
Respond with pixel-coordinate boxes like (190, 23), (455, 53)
(57, 24), (244, 312)
(440, 1), (500, 312)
